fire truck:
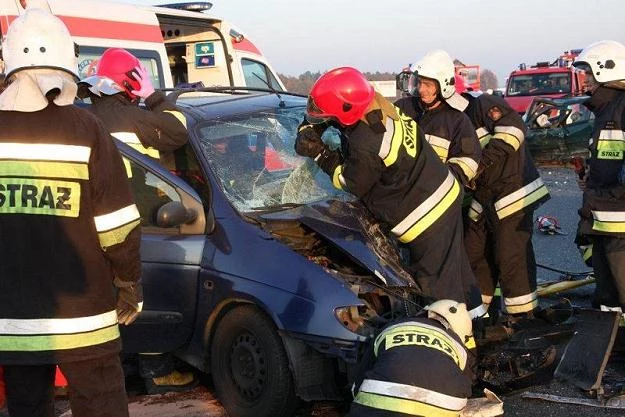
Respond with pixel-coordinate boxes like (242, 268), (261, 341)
(503, 49), (586, 115)
(454, 63), (480, 91)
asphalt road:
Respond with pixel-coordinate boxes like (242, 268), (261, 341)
(2, 166), (625, 417)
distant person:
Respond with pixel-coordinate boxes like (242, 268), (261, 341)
(80, 48), (196, 394)
(573, 40), (625, 314)
(0, 7), (141, 417)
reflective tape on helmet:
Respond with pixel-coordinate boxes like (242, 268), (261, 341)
(591, 210), (625, 233)
(494, 178), (549, 219)
(392, 172), (460, 243)
(425, 134), (450, 161)
(493, 125), (524, 151)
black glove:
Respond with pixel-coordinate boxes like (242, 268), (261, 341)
(114, 277), (143, 325)
(295, 124), (326, 158)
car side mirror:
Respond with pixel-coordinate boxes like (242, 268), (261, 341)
(156, 201), (198, 228)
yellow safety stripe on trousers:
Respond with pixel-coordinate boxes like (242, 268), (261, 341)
(332, 165), (345, 190)
(591, 210), (625, 233)
(378, 113), (418, 166)
(0, 178), (81, 217)
(581, 244), (593, 262)
(391, 172), (460, 243)
(425, 134), (450, 162)
(359, 379), (467, 412)
(468, 198), (483, 222)
(476, 127), (491, 149)
(111, 132), (161, 160)
(493, 125), (525, 151)
(354, 391), (461, 417)
(0, 143), (91, 163)
(447, 156), (479, 180)
(504, 291), (538, 314)
(0, 161), (89, 180)
(494, 177), (549, 219)
(374, 321), (467, 369)
(0, 325), (119, 352)
(94, 204), (141, 249)
(596, 129), (625, 160)
(163, 109), (188, 128)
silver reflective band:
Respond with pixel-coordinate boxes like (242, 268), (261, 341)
(378, 117), (398, 160)
(94, 204), (140, 232)
(0, 310), (118, 335)
(598, 129), (625, 141)
(425, 134), (451, 150)
(494, 178), (545, 212)
(475, 127), (489, 139)
(494, 125), (525, 145)
(359, 379), (467, 411)
(111, 132), (141, 144)
(592, 210), (625, 222)
(0, 143), (91, 162)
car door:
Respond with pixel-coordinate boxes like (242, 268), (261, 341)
(115, 143), (208, 353)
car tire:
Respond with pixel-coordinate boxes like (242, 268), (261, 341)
(211, 305), (297, 417)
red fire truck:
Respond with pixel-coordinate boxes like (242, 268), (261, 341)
(504, 50), (586, 115)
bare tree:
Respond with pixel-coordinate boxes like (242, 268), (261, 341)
(480, 69), (499, 91)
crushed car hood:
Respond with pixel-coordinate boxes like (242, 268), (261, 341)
(260, 199), (418, 288)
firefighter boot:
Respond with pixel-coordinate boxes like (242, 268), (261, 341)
(145, 370), (199, 395)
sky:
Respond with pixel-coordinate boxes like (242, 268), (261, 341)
(122, 0), (624, 86)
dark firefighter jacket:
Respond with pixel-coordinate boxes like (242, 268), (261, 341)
(462, 93), (550, 222)
(88, 91), (188, 161)
(317, 99), (462, 244)
(580, 86), (625, 236)
(395, 96), (481, 187)
(348, 317), (471, 417)
(0, 103), (141, 364)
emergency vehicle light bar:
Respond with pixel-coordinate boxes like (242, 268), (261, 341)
(158, 2), (213, 12)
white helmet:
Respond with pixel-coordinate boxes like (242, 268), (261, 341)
(410, 49), (456, 99)
(2, 7), (78, 79)
(424, 299), (472, 344)
(573, 40), (625, 84)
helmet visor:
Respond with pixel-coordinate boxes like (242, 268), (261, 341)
(407, 72), (421, 96)
(80, 75), (123, 96)
(305, 96), (333, 124)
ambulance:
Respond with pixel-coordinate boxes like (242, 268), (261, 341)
(0, 0), (286, 91)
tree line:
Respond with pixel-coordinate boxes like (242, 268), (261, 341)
(278, 69), (500, 96)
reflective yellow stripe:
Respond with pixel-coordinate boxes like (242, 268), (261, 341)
(0, 311), (118, 335)
(332, 165), (345, 190)
(596, 131), (625, 160)
(495, 178), (549, 219)
(468, 199), (483, 222)
(447, 156), (478, 180)
(476, 128), (491, 149)
(111, 132), (161, 160)
(592, 210), (625, 233)
(0, 325), (119, 352)
(582, 245), (593, 262)
(465, 335), (476, 350)
(374, 321), (467, 369)
(378, 113), (418, 166)
(164, 109), (188, 128)
(98, 219), (140, 249)
(354, 391), (460, 417)
(0, 178), (80, 217)
(0, 161), (88, 180)
(392, 172), (460, 243)
(425, 134), (450, 162)
(493, 125), (524, 150)
(359, 379), (467, 411)
(94, 204), (140, 232)
(0, 143), (91, 162)
(504, 291), (538, 314)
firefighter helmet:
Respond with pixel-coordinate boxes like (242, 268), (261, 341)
(81, 48), (141, 100)
(306, 67), (375, 126)
(573, 40), (625, 84)
(2, 7), (78, 78)
(410, 49), (456, 99)
(424, 299), (472, 343)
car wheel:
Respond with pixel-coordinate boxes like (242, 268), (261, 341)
(211, 305), (297, 417)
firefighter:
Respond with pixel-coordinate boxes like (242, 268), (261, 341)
(295, 66), (470, 310)
(572, 40), (625, 314)
(347, 300), (473, 416)
(450, 70), (550, 317)
(79, 47), (188, 167)
(395, 49), (486, 320)
(0, 7), (141, 417)
(80, 48), (196, 394)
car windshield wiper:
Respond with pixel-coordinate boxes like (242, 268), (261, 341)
(252, 73), (286, 108)
(250, 202), (301, 211)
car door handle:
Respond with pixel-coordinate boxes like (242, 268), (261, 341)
(133, 310), (184, 324)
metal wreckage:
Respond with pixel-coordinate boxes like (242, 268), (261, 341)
(266, 195), (625, 413)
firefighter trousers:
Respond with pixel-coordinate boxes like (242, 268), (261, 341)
(590, 235), (625, 310)
(406, 202), (480, 309)
(3, 353), (129, 417)
(464, 207), (538, 314)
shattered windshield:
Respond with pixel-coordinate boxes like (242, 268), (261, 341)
(196, 105), (353, 212)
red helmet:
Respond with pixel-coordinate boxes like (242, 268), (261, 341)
(454, 74), (467, 94)
(81, 48), (141, 99)
(306, 67), (375, 126)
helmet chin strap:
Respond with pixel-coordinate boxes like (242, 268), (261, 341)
(420, 97), (442, 110)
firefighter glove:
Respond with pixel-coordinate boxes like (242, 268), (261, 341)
(114, 277), (143, 326)
(295, 124), (326, 158)
(130, 64), (155, 99)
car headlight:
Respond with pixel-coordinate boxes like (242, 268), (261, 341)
(334, 305), (377, 338)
